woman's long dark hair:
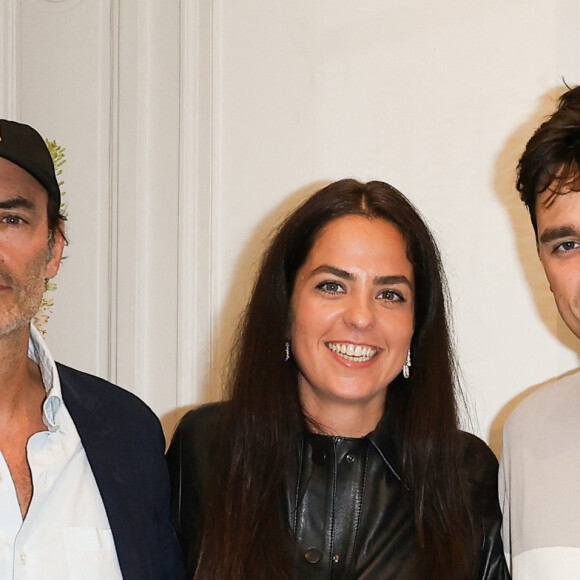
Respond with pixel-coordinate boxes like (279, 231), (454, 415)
(195, 179), (474, 579)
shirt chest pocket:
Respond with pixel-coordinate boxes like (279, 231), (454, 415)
(62, 527), (122, 580)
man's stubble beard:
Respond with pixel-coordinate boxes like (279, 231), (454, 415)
(0, 255), (48, 339)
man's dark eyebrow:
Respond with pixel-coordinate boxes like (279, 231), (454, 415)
(0, 196), (36, 211)
(310, 266), (412, 288)
(539, 225), (580, 244)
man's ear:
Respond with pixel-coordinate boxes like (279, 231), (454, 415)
(45, 228), (66, 279)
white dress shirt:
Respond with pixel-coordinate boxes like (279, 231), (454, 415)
(0, 325), (123, 580)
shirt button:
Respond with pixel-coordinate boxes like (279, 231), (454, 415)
(333, 554), (340, 563)
(346, 453), (355, 463)
(19, 552), (27, 565)
(304, 548), (322, 564)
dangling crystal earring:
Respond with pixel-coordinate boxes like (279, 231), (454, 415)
(403, 348), (411, 379)
(284, 340), (291, 362)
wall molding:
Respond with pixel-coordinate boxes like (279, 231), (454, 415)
(0, 0), (18, 119)
(177, 0), (215, 405)
(26, 0), (85, 13)
(107, 0), (120, 382)
(556, 0), (580, 83)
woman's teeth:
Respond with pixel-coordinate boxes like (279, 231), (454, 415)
(326, 342), (378, 362)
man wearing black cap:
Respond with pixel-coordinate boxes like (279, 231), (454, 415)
(0, 120), (185, 579)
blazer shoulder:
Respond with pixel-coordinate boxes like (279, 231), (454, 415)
(56, 362), (159, 426)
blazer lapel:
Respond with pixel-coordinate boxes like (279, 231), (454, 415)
(59, 367), (145, 579)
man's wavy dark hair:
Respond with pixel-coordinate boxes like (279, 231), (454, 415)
(517, 86), (580, 236)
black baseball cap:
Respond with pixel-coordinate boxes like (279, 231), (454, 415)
(0, 119), (60, 208)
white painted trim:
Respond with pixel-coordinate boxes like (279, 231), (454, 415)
(111, 0), (145, 396)
(0, 0), (18, 119)
(133, 0), (149, 397)
(26, 0), (84, 13)
(107, 0), (121, 383)
(177, 0), (215, 405)
(209, 0), (223, 400)
(112, 0), (182, 408)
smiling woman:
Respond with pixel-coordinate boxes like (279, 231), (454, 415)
(290, 216), (415, 437)
(167, 179), (510, 580)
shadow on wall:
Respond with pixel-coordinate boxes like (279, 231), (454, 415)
(159, 180), (329, 446)
(161, 406), (196, 447)
(489, 367), (580, 458)
(489, 380), (546, 457)
(489, 85), (580, 456)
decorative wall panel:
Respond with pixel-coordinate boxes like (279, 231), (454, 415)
(2, 0), (216, 432)
(2, 0), (580, 449)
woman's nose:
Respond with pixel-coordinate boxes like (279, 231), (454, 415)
(342, 295), (374, 329)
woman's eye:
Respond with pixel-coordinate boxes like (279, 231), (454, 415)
(317, 281), (345, 294)
(378, 289), (404, 302)
(555, 241), (580, 253)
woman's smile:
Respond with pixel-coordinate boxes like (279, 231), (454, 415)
(325, 341), (380, 363)
(290, 215), (414, 430)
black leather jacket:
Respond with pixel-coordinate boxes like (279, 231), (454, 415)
(167, 403), (510, 579)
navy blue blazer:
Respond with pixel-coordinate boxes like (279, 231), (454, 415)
(58, 363), (185, 580)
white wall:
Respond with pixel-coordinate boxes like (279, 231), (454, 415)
(1, 0), (579, 452)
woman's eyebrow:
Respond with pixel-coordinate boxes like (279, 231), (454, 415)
(310, 265), (354, 281)
(374, 275), (412, 287)
(310, 266), (411, 288)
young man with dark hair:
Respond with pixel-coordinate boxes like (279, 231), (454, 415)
(0, 120), (184, 579)
(500, 86), (580, 578)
